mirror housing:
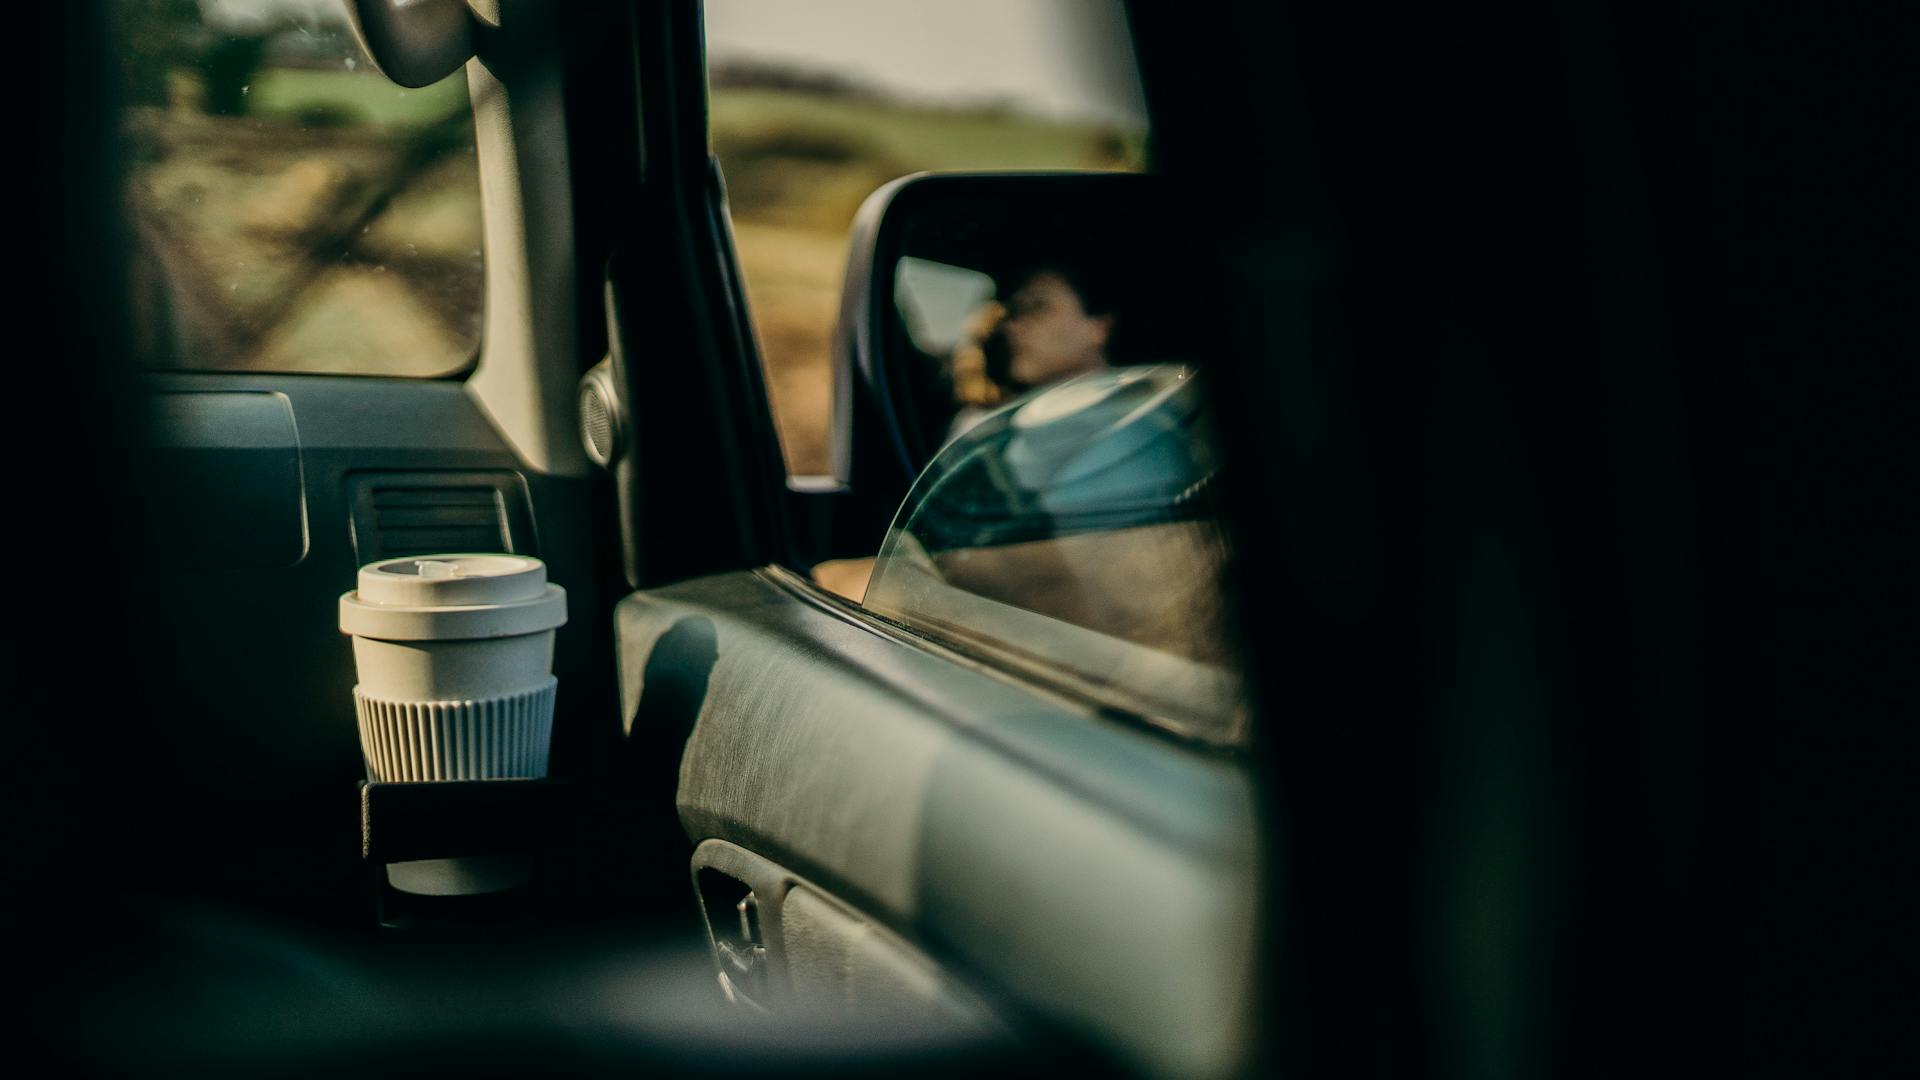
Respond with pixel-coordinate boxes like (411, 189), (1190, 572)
(344, 0), (479, 88)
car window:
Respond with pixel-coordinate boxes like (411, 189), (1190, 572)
(704, 0), (1148, 476)
(862, 365), (1248, 745)
(120, 0), (483, 377)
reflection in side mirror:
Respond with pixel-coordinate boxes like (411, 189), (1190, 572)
(821, 172), (1190, 556)
(895, 257), (997, 358)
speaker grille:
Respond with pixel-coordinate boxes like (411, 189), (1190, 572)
(580, 383), (614, 464)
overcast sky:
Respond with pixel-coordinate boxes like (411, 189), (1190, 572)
(698, 0), (1147, 129)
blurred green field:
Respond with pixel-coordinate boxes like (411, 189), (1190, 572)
(713, 88), (1142, 170)
(248, 68), (470, 129)
(134, 62), (481, 377)
(712, 87), (1142, 474)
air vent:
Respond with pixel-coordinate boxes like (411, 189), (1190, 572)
(347, 471), (537, 565)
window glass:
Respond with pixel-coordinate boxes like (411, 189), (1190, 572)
(121, 0), (483, 377)
(863, 365), (1248, 744)
(705, 0), (1148, 476)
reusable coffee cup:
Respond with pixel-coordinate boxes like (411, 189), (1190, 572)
(339, 554), (567, 894)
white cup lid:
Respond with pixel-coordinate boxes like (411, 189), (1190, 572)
(356, 554), (547, 608)
(340, 553), (566, 641)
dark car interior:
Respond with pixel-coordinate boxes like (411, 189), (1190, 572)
(20, 1), (1912, 1076)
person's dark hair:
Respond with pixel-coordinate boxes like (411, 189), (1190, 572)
(1002, 258), (1118, 319)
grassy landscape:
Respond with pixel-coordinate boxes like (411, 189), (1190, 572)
(247, 68), (471, 129)
(132, 66), (482, 377)
(712, 87), (1144, 475)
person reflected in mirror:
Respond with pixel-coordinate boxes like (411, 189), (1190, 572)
(947, 260), (1118, 441)
(1002, 261), (1116, 386)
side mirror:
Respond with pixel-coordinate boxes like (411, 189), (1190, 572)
(816, 172), (1185, 554)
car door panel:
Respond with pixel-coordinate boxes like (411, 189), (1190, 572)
(616, 565), (1256, 1078)
(145, 389), (308, 569)
(689, 836), (1000, 1030)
